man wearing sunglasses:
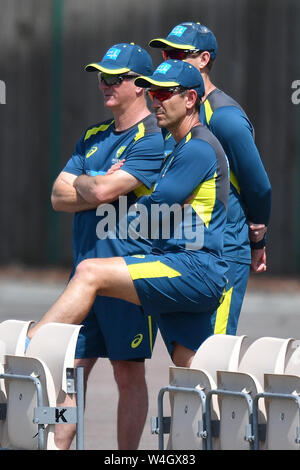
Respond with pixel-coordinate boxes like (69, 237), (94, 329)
(51, 43), (164, 450)
(28, 59), (229, 381)
(149, 22), (272, 339)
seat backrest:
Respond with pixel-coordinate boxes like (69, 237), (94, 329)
(26, 322), (82, 398)
(0, 320), (33, 355)
(0, 339), (7, 447)
(168, 367), (214, 450)
(3, 323), (82, 449)
(0, 339), (5, 364)
(284, 341), (300, 375)
(190, 334), (248, 383)
(238, 337), (294, 385)
(5, 354), (57, 450)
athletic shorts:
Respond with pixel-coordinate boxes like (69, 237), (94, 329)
(75, 296), (157, 361)
(124, 251), (228, 357)
(211, 261), (250, 335)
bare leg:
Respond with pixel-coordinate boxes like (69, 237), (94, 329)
(172, 342), (195, 367)
(28, 257), (140, 338)
(111, 360), (148, 450)
(54, 357), (97, 450)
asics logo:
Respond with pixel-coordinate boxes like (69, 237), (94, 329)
(131, 333), (143, 349)
(86, 146), (98, 158)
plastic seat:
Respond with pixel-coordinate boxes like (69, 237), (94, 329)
(190, 334), (249, 383)
(0, 339), (7, 449)
(155, 334), (248, 450)
(261, 341), (300, 449)
(1, 322), (83, 450)
(211, 337), (294, 450)
(0, 320), (33, 448)
(0, 319), (34, 355)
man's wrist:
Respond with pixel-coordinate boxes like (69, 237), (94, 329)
(250, 238), (266, 249)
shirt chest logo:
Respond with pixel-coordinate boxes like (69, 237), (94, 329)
(111, 145), (127, 164)
(86, 146), (98, 158)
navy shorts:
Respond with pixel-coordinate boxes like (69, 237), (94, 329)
(124, 251), (228, 357)
(75, 295), (157, 361)
(211, 260), (250, 335)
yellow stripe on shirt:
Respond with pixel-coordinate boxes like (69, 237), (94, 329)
(204, 99), (213, 125)
(230, 170), (241, 194)
(134, 122), (145, 142)
(84, 120), (114, 141)
(191, 173), (217, 228)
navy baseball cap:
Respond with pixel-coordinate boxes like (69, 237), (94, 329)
(135, 60), (205, 98)
(149, 22), (218, 60)
(85, 42), (153, 75)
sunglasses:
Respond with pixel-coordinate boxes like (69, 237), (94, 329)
(162, 49), (202, 61)
(98, 72), (138, 86)
(147, 87), (185, 102)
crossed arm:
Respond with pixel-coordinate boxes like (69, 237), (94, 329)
(51, 164), (140, 213)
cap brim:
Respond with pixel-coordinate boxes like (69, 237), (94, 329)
(149, 38), (195, 50)
(85, 62), (130, 73)
(135, 76), (179, 88)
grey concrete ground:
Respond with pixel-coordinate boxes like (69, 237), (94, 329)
(0, 273), (300, 450)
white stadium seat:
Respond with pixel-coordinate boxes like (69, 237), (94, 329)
(210, 337), (294, 450)
(154, 334), (248, 450)
(0, 320), (33, 448)
(258, 341), (300, 450)
(0, 322), (83, 450)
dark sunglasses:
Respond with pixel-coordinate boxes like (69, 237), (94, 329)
(162, 49), (202, 61)
(98, 72), (138, 86)
(147, 87), (185, 102)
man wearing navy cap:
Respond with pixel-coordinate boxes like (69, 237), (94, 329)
(28, 60), (229, 370)
(51, 43), (164, 449)
(149, 22), (272, 338)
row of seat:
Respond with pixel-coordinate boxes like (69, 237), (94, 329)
(1, 319), (300, 450)
(153, 334), (300, 450)
(0, 319), (84, 450)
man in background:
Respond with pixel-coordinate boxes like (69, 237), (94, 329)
(149, 22), (271, 337)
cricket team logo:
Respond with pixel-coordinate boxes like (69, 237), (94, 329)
(111, 145), (126, 164)
(104, 48), (121, 61)
(170, 25), (187, 37)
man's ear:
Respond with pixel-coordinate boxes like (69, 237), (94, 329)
(199, 51), (211, 69)
(186, 89), (198, 110)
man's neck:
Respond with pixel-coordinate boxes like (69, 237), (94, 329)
(113, 101), (150, 132)
(201, 72), (216, 101)
(169, 113), (200, 143)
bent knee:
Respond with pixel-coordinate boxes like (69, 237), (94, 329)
(74, 259), (101, 286)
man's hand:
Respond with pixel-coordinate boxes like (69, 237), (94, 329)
(106, 159), (125, 175)
(250, 247), (267, 273)
(248, 222), (267, 243)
